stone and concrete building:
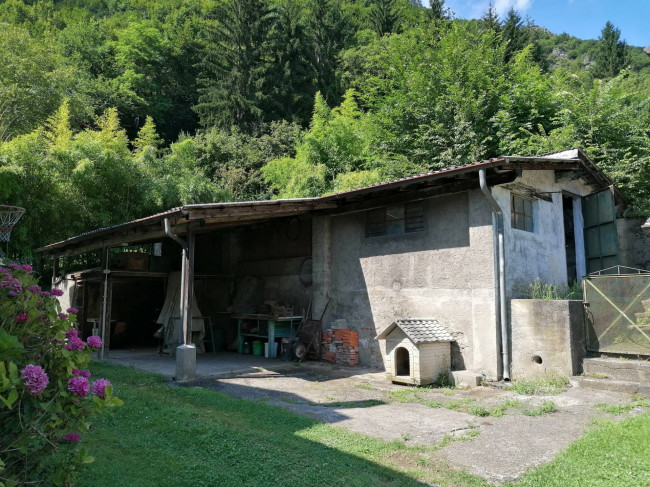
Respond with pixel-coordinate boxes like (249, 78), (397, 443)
(39, 148), (645, 381)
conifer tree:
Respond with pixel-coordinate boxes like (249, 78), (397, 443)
(480, 2), (500, 32)
(306, 0), (352, 106)
(501, 8), (525, 63)
(370, 0), (402, 37)
(265, 0), (316, 126)
(593, 21), (630, 78)
(195, 0), (274, 131)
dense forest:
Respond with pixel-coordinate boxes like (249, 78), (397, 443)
(1, 0), (650, 263)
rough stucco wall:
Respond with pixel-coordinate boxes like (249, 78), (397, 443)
(617, 217), (650, 271)
(318, 189), (499, 379)
(510, 299), (585, 378)
(494, 170), (594, 294)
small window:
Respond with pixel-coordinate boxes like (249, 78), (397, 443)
(366, 202), (424, 237)
(511, 194), (534, 232)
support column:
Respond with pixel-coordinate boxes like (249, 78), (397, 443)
(176, 225), (196, 382)
(312, 216), (332, 318)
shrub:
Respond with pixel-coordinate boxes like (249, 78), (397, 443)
(0, 264), (123, 486)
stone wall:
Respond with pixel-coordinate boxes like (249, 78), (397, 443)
(510, 299), (585, 378)
(314, 189), (500, 379)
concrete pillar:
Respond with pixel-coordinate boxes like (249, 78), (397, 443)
(312, 216), (332, 318)
(175, 344), (196, 382)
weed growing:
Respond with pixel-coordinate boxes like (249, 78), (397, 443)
(523, 400), (558, 416)
(509, 374), (569, 395)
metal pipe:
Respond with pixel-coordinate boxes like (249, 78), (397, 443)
(164, 218), (189, 345)
(100, 247), (110, 360)
(479, 169), (510, 381)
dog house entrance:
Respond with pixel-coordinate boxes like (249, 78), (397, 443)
(395, 347), (410, 376)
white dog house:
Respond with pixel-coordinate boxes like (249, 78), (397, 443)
(376, 319), (454, 385)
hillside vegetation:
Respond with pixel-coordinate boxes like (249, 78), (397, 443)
(1, 0), (649, 263)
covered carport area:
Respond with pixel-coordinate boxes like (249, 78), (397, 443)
(38, 199), (334, 381)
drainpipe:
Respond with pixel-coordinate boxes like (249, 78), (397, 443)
(164, 218), (188, 346)
(479, 169), (510, 381)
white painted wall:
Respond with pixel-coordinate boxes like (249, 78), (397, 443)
(493, 170), (594, 295)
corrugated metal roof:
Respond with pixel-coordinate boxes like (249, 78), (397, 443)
(37, 148), (619, 255)
(376, 319), (454, 343)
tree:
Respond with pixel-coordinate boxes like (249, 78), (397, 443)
(195, 0), (275, 131)
(264, 0), (317, 126)
(501, 8), (525, 63)
(592, 21), (630, 79)
(306, 0), (352, 106)
(480, 2), (500, 32)
(370, 0), (402, 37)
(427, 0), (451, 22)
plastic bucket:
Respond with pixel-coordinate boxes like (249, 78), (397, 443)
(252, 340), (264, 356)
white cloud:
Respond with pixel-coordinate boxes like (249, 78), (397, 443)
(444, 0), (533, 19)
(494, 0), (533, 15)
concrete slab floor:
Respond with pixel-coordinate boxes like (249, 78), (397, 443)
(101, 349), (649, 484)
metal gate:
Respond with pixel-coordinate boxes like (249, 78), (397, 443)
(584, 266), (650, 355)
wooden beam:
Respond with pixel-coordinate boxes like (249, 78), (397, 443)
(501, 163), (579, 171)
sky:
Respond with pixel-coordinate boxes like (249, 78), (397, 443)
(440, 0), (649, 47)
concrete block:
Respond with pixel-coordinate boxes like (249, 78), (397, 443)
(175, 345), (196, 382)
(510, 299), (585, 379)
(451, 370), (483, 387)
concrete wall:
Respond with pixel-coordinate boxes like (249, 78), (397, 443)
(228, 217), (313, 313)
(493, 170), (593, 294)
(510, 299), (586, 378)
(381, 328), (451, 385)
(617, 217), (650, 271)
(314, 189), (500, 379)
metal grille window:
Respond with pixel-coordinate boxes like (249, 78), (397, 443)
(366, 202), (424, 237)
(511, 194), (534, 232)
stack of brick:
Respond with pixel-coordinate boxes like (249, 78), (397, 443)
(321, 327), (359, 367)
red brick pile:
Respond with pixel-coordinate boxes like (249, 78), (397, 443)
(322, 328), (359, 367)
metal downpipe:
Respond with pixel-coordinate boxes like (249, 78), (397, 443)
(479, 170), (510, 381)
(164, 218), (189, 346)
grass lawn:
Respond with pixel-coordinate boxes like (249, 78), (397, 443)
(506, 415), (650, 487)
(76, 363), (486, 487)
(76, 363), (650, 487)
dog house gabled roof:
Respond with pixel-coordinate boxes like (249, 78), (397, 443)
(376, 319), (454, 344)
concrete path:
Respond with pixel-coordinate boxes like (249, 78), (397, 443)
(104, 350), (647, 484)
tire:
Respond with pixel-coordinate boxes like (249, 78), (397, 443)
(293, 342), (307, 361)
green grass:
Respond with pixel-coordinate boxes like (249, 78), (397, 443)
(508, 375), (569, 395)
(506, 412), (650, 487)
(595, 395), (650, 415)
(523, 400), (558, 416)
(75, 363), (487, 487)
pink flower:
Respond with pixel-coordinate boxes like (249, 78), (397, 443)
(50, 289), (64, 297)
(66, 329), (78, 339)
(68, 377), (90, 397)
(72, 369), (91, 378)
(92, 379), (112, 399)
(28, 285), (41, 293)
(20, 264), (33, 272)
(67, 307), (79, 314)
(65, 337), (85, 351)
(14, 313), (28, 323)
(21, 365), (49, 395)
(58, 313), (68, 319)
(86, 336), (102, 349)
(64, 433), (81, 442)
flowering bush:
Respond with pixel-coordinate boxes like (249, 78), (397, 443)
(0, 264), (123, 485)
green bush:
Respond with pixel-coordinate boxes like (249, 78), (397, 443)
(0, 264), (123, 486)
